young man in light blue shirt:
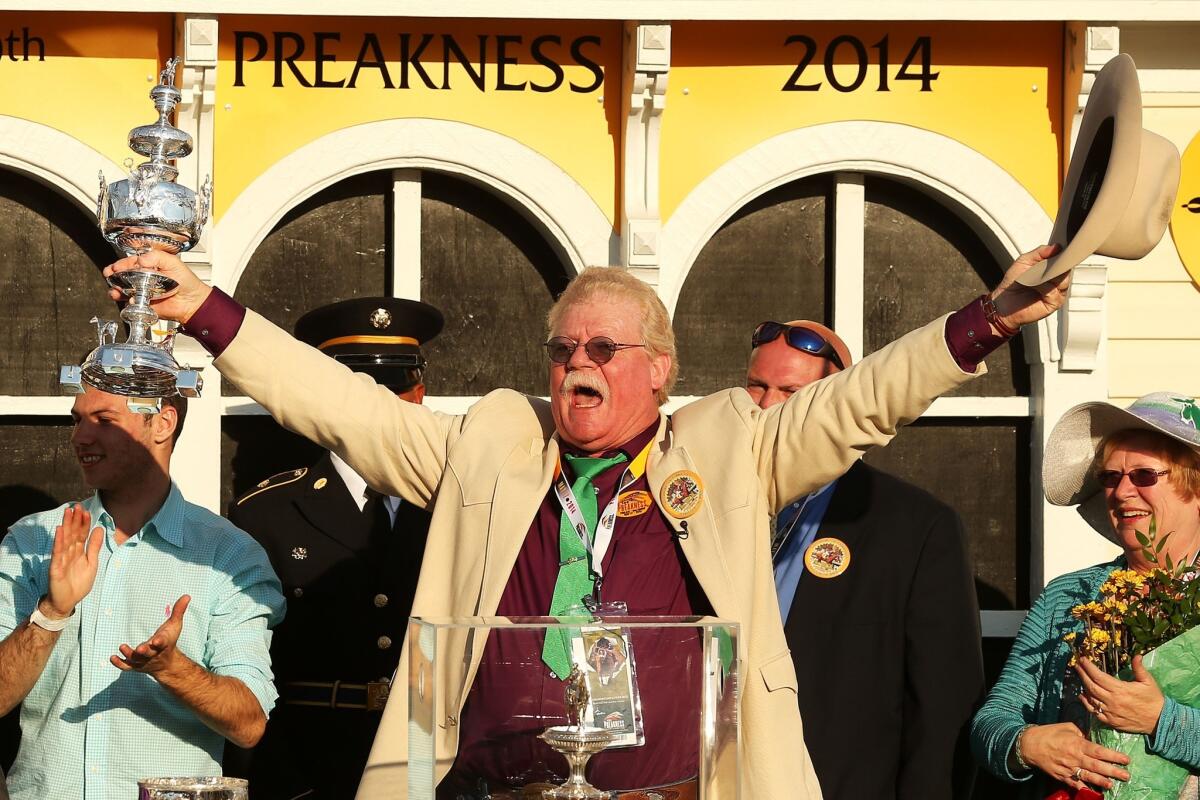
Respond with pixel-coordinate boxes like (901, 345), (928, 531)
(0, 385), (285, 800)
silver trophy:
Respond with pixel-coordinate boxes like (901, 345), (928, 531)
(137, 776), (248, 799)
(60, 57), (210, 412)
(540, 665), (613, 800)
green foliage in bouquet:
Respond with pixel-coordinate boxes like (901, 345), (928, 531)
(1067, 516), (1200, 676)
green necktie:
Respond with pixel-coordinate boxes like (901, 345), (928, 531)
(542, 451), (628, 678)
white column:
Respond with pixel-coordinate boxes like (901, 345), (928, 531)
(391, 169), (422, 299)
(621, 21), (670, 284)
(831, 172), (865, 362)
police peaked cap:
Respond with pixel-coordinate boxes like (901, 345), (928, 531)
(294, 297), (444, 391)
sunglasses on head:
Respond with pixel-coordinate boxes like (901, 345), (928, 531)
(751, 322), (845, 371)
(1096, 468), (1170, 489)
(543, 336), (646, 365)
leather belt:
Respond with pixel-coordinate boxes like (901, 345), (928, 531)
(282, 679), (390, 711)
(496, 778), (697, 800)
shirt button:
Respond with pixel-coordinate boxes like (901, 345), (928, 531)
(113, 559), (121, 567)
(377, 635), (393, 650)
(293, 587), (304, 598)
(374, 594), (389, 608)
(104, 608), (112, 617)
(91, 766), (99, 774)
(967, 329), (975, 338)
(201, 329), (210, 336)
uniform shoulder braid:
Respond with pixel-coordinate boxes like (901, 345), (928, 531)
(235, 467), (309, 507)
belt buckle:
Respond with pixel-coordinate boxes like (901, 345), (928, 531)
(366, 679), (391, 711)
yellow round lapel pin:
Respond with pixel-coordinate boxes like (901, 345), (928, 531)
(313, 477), (328, 490)
(804, 537), (851, 579)
(617, 490), (653, 518)
(660, 470), (703, 519)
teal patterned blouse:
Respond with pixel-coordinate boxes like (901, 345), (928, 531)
(971, 556), (1200, 795)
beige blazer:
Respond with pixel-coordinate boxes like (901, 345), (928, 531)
(217, 311), (980, 800)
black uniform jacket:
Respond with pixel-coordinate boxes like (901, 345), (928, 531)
(225, 452), (431, 799)
(783, 461), (985, 800)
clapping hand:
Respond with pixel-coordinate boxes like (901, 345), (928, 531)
(46, 504), (104, 619)
(111, 594), (190, 676)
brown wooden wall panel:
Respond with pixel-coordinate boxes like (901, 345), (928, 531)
(233, 171), (389, 331)
(0, 418), (86, 532)
(863, 419), (1031, 610)
(863, 176), (1029, 397)
(419, 172), (569, 397)
(220, 417), (324, 515)
(0, 169), (117, 395)
(674, 176), (830, 395)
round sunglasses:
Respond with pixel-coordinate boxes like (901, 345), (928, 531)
(543, 336), (645, 365)
(751, 322), (845, 371)
(1096, 468), (1170, 489)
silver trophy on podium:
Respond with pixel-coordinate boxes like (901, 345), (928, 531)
(60, 57), (211, 413)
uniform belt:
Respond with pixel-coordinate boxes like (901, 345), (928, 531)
(282, 679), (390, 711)
(484, 777), (697, 800)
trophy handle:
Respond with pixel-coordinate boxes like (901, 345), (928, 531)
(198, 175), (212, 229)
(96, 172), (109, 226)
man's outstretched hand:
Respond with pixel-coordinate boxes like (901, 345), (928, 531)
(112, 594), (190, 677)
(104, 251), (211, 325)
(990, 244), (1071, 331)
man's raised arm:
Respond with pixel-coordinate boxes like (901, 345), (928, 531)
(104, 251), (453, 507)
(752, 244), (1068, 510)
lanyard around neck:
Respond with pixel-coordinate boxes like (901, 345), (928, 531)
(552, 440), (653, 581)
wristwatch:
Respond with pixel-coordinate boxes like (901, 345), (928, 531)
(29, 599), (73, 632)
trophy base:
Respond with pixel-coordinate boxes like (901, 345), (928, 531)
(540, 726), (614, 800)
(107, 269), (178, 298)
(74, 343), (203, 407)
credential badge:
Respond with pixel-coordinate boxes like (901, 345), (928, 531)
(660, 471), (703, 519)
(291, 546), (308, 560)
(804, 537), (851, 579)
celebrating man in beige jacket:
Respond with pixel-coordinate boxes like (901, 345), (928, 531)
(106, 246), (1066, 800)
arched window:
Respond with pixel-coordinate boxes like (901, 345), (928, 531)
(0, 166), (115, 530)
(220, 170), (571, 511)
(673, 171), (1033, 623)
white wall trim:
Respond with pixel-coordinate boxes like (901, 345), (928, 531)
(0, 116), (123, 216)
(212, 118), (616, 294)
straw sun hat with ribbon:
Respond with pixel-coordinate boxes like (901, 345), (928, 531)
(1017, 54), (1181, 287)
(1043, 393), (1200, 543)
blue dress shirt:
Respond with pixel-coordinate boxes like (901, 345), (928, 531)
(0, 484), (285, 800)
(772, 480), (838, 623)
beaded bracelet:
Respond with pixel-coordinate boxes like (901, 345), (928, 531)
(1013, 723), (1036, 772)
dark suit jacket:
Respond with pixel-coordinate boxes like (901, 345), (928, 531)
(224, 452), (431, 799)
(783, 461), (984, 800)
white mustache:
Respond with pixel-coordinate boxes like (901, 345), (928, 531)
(560, 371), (610, 403)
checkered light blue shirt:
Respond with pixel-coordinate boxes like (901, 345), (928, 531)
(0, 484), (285, 800)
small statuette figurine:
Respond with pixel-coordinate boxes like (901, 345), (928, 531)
(563, 664), (589, 730)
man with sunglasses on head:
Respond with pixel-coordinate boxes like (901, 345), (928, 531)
(101, 244), (1067, 800)
(746, 319), (984, 800)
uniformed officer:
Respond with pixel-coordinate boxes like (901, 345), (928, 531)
(225, 296), (443, 800)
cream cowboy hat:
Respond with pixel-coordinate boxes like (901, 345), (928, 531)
(1043, 392), (1200, 543)
(1017, 54), (1181, 287)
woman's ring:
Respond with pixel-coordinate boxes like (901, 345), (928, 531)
(1096, 701), (1105, 714)
(1073, 767), (1085, 781)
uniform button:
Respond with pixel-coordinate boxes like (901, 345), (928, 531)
(967, 328), (975, 338)
(293, 587), (304, 598)
(374, 593), (389, 608)
(377, 635), (393, 650)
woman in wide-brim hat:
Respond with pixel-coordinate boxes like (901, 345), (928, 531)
(971, 393), (1200, 797)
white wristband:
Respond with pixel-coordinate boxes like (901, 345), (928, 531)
(30, 603), (72, 632)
